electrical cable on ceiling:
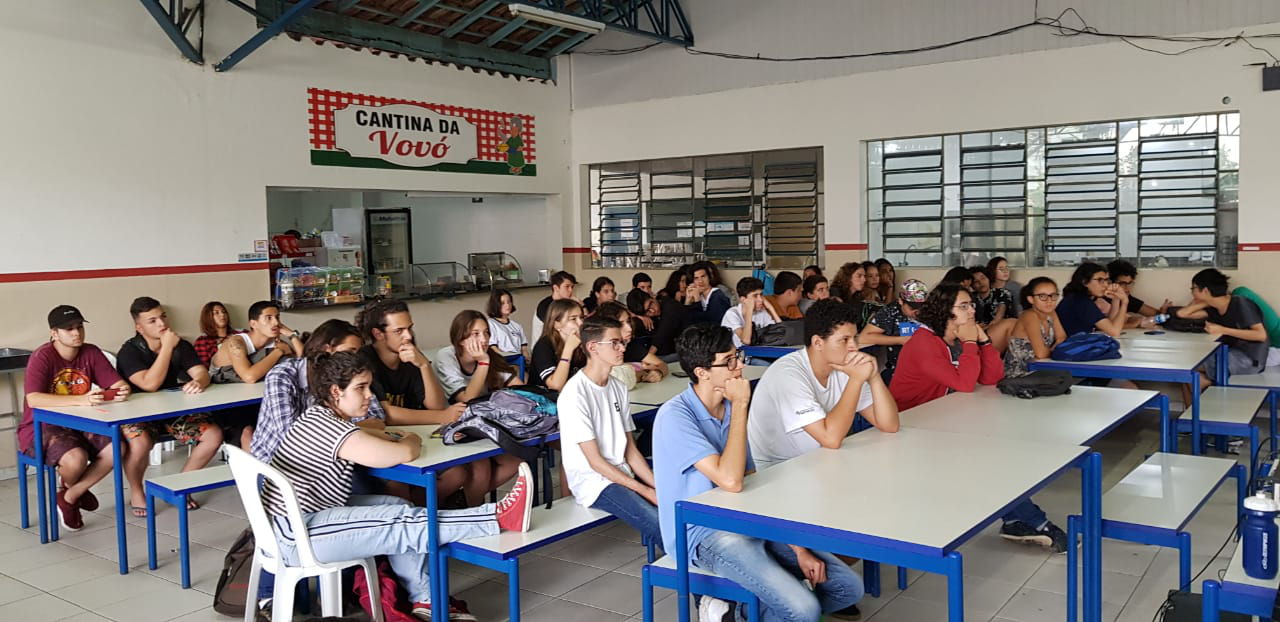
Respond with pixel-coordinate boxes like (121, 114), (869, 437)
(572, 5), (1280, 66)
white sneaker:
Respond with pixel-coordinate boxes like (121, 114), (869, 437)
(698, 596), (734, 622)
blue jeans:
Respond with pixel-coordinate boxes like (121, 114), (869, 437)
(693, 530), (863, 622)
(272, 494), (497, 604)
(590, 484), (662, 549)
(1002, 499), (1048, 529)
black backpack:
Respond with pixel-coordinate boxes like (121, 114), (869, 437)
(996, 370), (1075, 399)
(213, 527), (257, 616)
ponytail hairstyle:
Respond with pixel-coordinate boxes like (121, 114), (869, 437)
(307, 351), (371, 409)
(448, 310), (517, 391)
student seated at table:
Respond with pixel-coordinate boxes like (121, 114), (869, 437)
(626, 288), (673, 361)
(116, 296), (223, 516)
(530, 298), (587, 390)
(874, 258), (897, 304)
(209, 300), (301, 447)
(193, 301), (242, 367)
(803, 264), (822, 279)
(970, 266), (1012, 325)
(798, 274), (829, 315)
(1004, 277), (1067, 378)
(987, 256), (1023, 316)
(685, 260), (734, 326)
(765, 271), (805, 320)
(631, 272), (654, 296)
(21, 305), (132, 531)
(262, 350), (534, 622)
(655, 325), (865, 622)
(486, 288), (531, 364)
(860, 261), (884, 304)
(889, 284), (1068, 552)
(722, 277), (782, 349)
(748, 299), (899, 470)
(355, 300), (458, 425)
(939, 266), (973, 290)
(1176, 268), (1268, 385)
(533, 270), (577, 338)
(558, 316), (662, 546)
(435, 310), (525, 402)
(1108, 259), (1171, 328)
(859, 279), (929, 385)
(1056, 262), (1127, 337)
(583, 276), (616, 315)
(594, 301), (669, 383)
(829, 262), (872, 326)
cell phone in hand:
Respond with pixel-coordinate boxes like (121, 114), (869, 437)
(100, 388), (118, 401)
(385, 431), (404, 441)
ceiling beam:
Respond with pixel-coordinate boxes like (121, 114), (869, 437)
(137, 0), (204, 64)
(482, 15), (528, 46)
(394, 0), (445, 27)
(217, 0), (322, 71)
(442, 0), (502, 38)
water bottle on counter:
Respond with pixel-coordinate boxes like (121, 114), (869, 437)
(1243, 492), (1279, 579)
(279, 277), (295, 309)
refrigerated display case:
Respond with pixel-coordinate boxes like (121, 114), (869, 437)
(366, 208), (413, 296)
(468, 252), (524, 289)
(410, 262), (477, 297)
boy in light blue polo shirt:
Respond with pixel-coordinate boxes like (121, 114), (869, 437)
(654, 325), (863, 622)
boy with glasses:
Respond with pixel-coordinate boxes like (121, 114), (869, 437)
(654, 324), (864, 622)
(557, 316), (661, 545)
(748, 298), (900, 471)
(1107, 259), (1171, 328)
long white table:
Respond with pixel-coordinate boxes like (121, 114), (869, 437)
(628, 365), (766, 406)
(673, 427), (1101, 622)
(1029, 338), (1225, 453)
(32, 383), (264, 574)
(899, 385), (1168, 449)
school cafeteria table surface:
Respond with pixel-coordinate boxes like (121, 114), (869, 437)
(628, 365), (766, 406)
(1029, 339), (1224, 453)
(673, 426), (1102, 622)
(32, 383), (264, 574)
(899, 385), (1168, 449)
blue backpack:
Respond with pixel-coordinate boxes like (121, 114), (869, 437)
(1051, 333), (1121, 362)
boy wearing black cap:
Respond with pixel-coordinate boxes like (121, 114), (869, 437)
(20, 305), (133, 531)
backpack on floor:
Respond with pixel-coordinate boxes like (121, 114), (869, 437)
(996, 370), (1075, 399)
(213, 527), (257, 616)
(438, 389), (559, 462)
(1051, 333), (1121, 362)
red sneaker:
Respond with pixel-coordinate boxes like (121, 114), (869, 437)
(409, 602), (476, 622)
(78, 490), (99, 512)
(497, 462), (533, 532)
(56, 489), (83, 531)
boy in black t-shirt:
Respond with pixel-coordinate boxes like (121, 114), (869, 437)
(1108, 259), (1172, 328)
(116, 297), (222, 515)
(1176, 268), (1268, 388)
(532, 271), (578, 339)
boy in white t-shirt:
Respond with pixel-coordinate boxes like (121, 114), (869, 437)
(721, 276), (782, 348)
(557, 316), (661, 546)
(748, 298), (900, 470)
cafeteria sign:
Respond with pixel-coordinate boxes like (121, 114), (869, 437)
(307, 87), (536, 176)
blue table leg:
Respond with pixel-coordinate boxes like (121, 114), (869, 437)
(426, 471), (441, 617)
(1082, 452), (1102, 622)
(146, 493), (157, 570)
(111, 426), (128, 575)
(1177, 532), (1191, 590)
(641, 566), (654, 622)
(1217, 344), (1228, 387)
(1191, 378), (1203, 456)
(865, 561), (880, 597)
(945, 551), (963, 622)
(1066, 515), (1078, 622)
(1158, 394), (1171, 453)
(1202, 579), (1221, 622)
(1270, 391), (1278, 458)
(897, 566), (907, 590)
(675, 502), (691, 622)
(34, 421), (48, 543)
(1235, 464), (1247, 535)
(179, 496), (191, 588)
(507, 559), (521, 622)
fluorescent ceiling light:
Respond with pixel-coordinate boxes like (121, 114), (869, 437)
(507, 4), (605, 35)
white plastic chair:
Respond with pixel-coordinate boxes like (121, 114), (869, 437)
(224, 445), (383, 622)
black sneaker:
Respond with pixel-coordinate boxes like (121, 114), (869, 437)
(829, 603), (862, 620)
(1000, 521), (1068, 553)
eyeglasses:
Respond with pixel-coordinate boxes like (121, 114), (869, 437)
(707, 350), (747, 369)
(952, 302), (976, 311)
(1090, 277), (1112, 284)
(1032, 293), (1061, 302)
(593, 339), (626, 350)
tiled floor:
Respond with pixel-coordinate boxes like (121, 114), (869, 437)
(0, 410), (1251, 621)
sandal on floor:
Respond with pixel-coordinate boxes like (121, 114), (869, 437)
(131, 505), (148, 518)
(186, 498), (200, 511)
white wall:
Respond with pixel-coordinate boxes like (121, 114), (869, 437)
(571, 0), (1280, 108)
(379, 194), (558, 274)
(570, 23), (1280, 252)
(0, 1), (572, 273)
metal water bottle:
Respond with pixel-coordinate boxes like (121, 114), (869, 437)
(1243, 492), (1279, 579)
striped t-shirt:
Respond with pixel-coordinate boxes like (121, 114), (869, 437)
(261, 405), (359, 516)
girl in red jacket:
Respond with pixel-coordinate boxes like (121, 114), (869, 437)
(889, 282), (1004, 411)
(888, 281), (1067, 552)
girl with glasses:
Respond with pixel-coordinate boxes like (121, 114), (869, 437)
(1004, 277), (1067, 378)
(1057, 262), (1128, 337)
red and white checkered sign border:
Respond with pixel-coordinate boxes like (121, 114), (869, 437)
(308, 87), (536, 163)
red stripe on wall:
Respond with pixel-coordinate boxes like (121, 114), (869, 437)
(0, 262), (270, 284)
(824, 243), (869, 251)
(1238, 243), (1280, 252)
(561, 247), (592, 254)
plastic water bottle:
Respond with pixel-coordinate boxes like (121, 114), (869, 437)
(1243, 492), (1279, 579)
(1153, 313), (1170, 325)
(279, 278), (295, 309)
